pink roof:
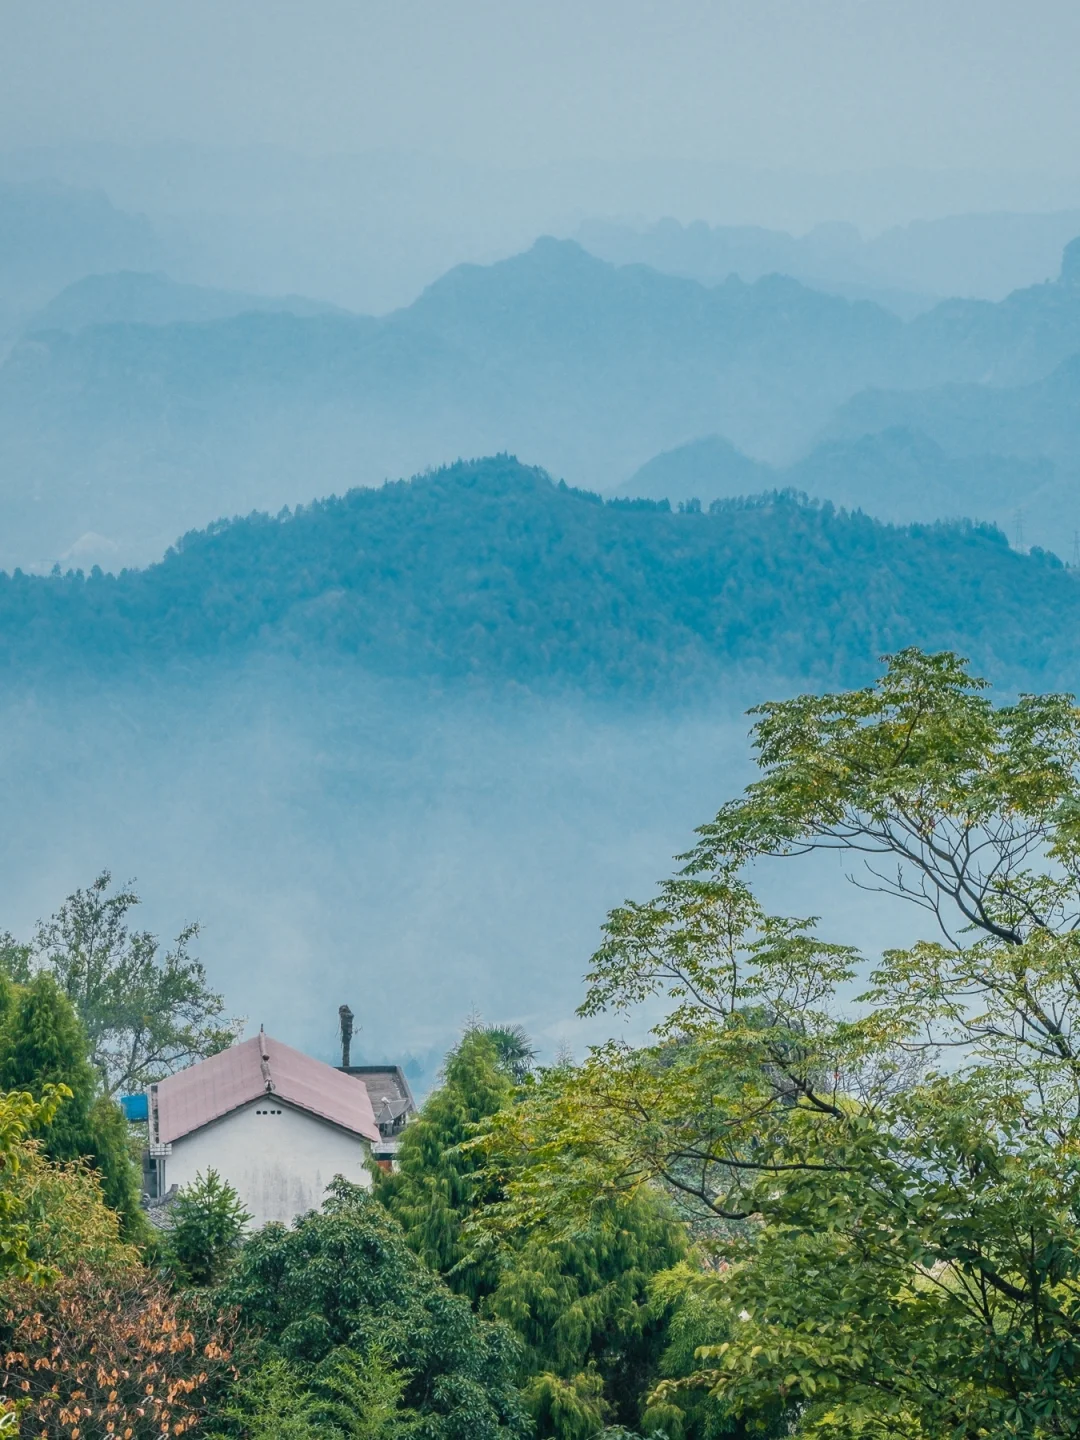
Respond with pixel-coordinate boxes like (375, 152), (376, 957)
(154, 1032), (379, 1144)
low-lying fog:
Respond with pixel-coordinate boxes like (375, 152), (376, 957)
(0, 660), (925, 1090)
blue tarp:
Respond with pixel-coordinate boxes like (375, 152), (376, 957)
(120, 1092), (148, 1121)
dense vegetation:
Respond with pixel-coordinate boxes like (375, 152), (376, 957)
(3, 456), (1080, 694)
(10, 651), (1080, 1434)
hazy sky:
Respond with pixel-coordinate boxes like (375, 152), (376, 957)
(3, 0), (1078, 177)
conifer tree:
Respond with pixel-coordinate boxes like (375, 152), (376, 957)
(0, 974), (143, 1234)
(376, 1028), (685, 1435)
(375, 1028), (513, 1294)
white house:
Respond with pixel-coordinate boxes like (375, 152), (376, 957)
(147, 1028), (381, 1228)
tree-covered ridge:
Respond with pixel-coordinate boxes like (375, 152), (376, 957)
(2, 456), (1079, 693)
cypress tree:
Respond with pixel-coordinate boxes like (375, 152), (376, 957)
(0, 974), (143, 1234)
(375, 1028), (513, 1294)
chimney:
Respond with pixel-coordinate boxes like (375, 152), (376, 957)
(338, 1004), (355, 1069)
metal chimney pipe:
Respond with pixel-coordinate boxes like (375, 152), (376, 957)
(338, 1004), (355, 1069)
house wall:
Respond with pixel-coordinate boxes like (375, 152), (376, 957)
(163, 1094), (372, 1229)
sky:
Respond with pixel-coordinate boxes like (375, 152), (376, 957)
(2, 0), (1078, 178)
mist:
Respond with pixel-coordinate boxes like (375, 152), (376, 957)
(1, 0), (1078, 1085)
(0, 662), (927, 1089)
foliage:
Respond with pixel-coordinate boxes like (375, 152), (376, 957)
(0, 871), (236, 1097)
(483, 650), (1080, 1436)
(0, 459), (1079, 695)
(220, 1177), (528, 1439)
(521, 1369), (610, 1440)
(380, 1030), (686, 1434)
(484, 1193), (686, 1428)
(484, 1026), (538, 1085)
(0, 1087), (68, 1288)
(212, 1348), (421, 1440)
(0, 973), (144, 1235)
(166, 1169), (251, 1288)
(12, 1145), (139, 1276)
(0, 1262), (235, 1439)
(375, 1031), (515, 1295)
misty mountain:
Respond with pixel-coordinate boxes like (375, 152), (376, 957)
(825, 352), (1080, 470)
(0, 239), (904, 569)
(26, 271), (347, 333)
(576, 218), (938, 318)
(4, 456), (1079, 694)
(619, 428), (1070, 551)
(617, 436), (774, 507)
(578, 211), (1080, 310)
(0, 180), (161, 328)
(893, 238), (1080, 388)
(6, 235), (1080, 572)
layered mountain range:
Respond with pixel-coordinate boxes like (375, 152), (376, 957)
(4, 233), (1080, 569)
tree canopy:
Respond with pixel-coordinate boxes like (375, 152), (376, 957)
(0, 871), (236, 1097)
(483, 649), (1080, 1437)
(0, 972), (143, 1232)
(221, 1177), (529, 1440)
(0, 460), (1078, 695)
(378, 1029), (688, 1437)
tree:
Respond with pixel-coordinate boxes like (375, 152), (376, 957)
(484, 1026), (538, 1085)
(212, 1349), (421, 1440)
(378, 1030), (686, 1435)
(166, 1168), (251, 1287)
(0, 973), (144, 1234)
(485, 651), (1080, 1437)
(375, 1030), (515, 1293)
(220, 1178), (528, 1440)
(14, 1145), (140, 1276)
(0, 1262), (236, 1439)
(0, 871), (236, 1097)
(0, 1086), (68, 1289)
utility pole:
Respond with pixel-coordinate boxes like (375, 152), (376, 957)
(1014, 509), (1025, 551)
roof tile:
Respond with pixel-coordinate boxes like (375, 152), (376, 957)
(155, 1033), (379, 1144)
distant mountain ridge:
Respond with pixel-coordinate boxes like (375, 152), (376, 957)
(3, 456), (1079, 694)
(26, 271), (346, 333)
(5, 236), (1080, 570)
(618, 428), (1071, 552)
(577, 212), (1080, 309)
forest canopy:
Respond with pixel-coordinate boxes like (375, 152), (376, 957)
(1, 456), (1077, 696)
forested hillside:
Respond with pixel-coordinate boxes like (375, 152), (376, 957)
(4, 455), (1079, 693)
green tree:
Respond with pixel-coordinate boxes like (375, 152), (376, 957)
(484, 1025), (538, 1084)
(220, 1178), (528, 1440)
(212, 1350), (421, 1440)
(379, 1030), (686, 1434)
(0, 973), (143, 1234)
(0, 1084), (68, 1288)
(166, 1167), (251, 1286)
(375, 1029), (514, 1292)
(485, 650), (1080, 1437)
(0, 871), (237, 1096)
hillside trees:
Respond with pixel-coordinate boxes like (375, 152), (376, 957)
(483, 650), (1080, 1437)
(0, 459), (1079, 695)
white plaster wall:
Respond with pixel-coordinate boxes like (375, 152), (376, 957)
(165, 1094), (372, 1229)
